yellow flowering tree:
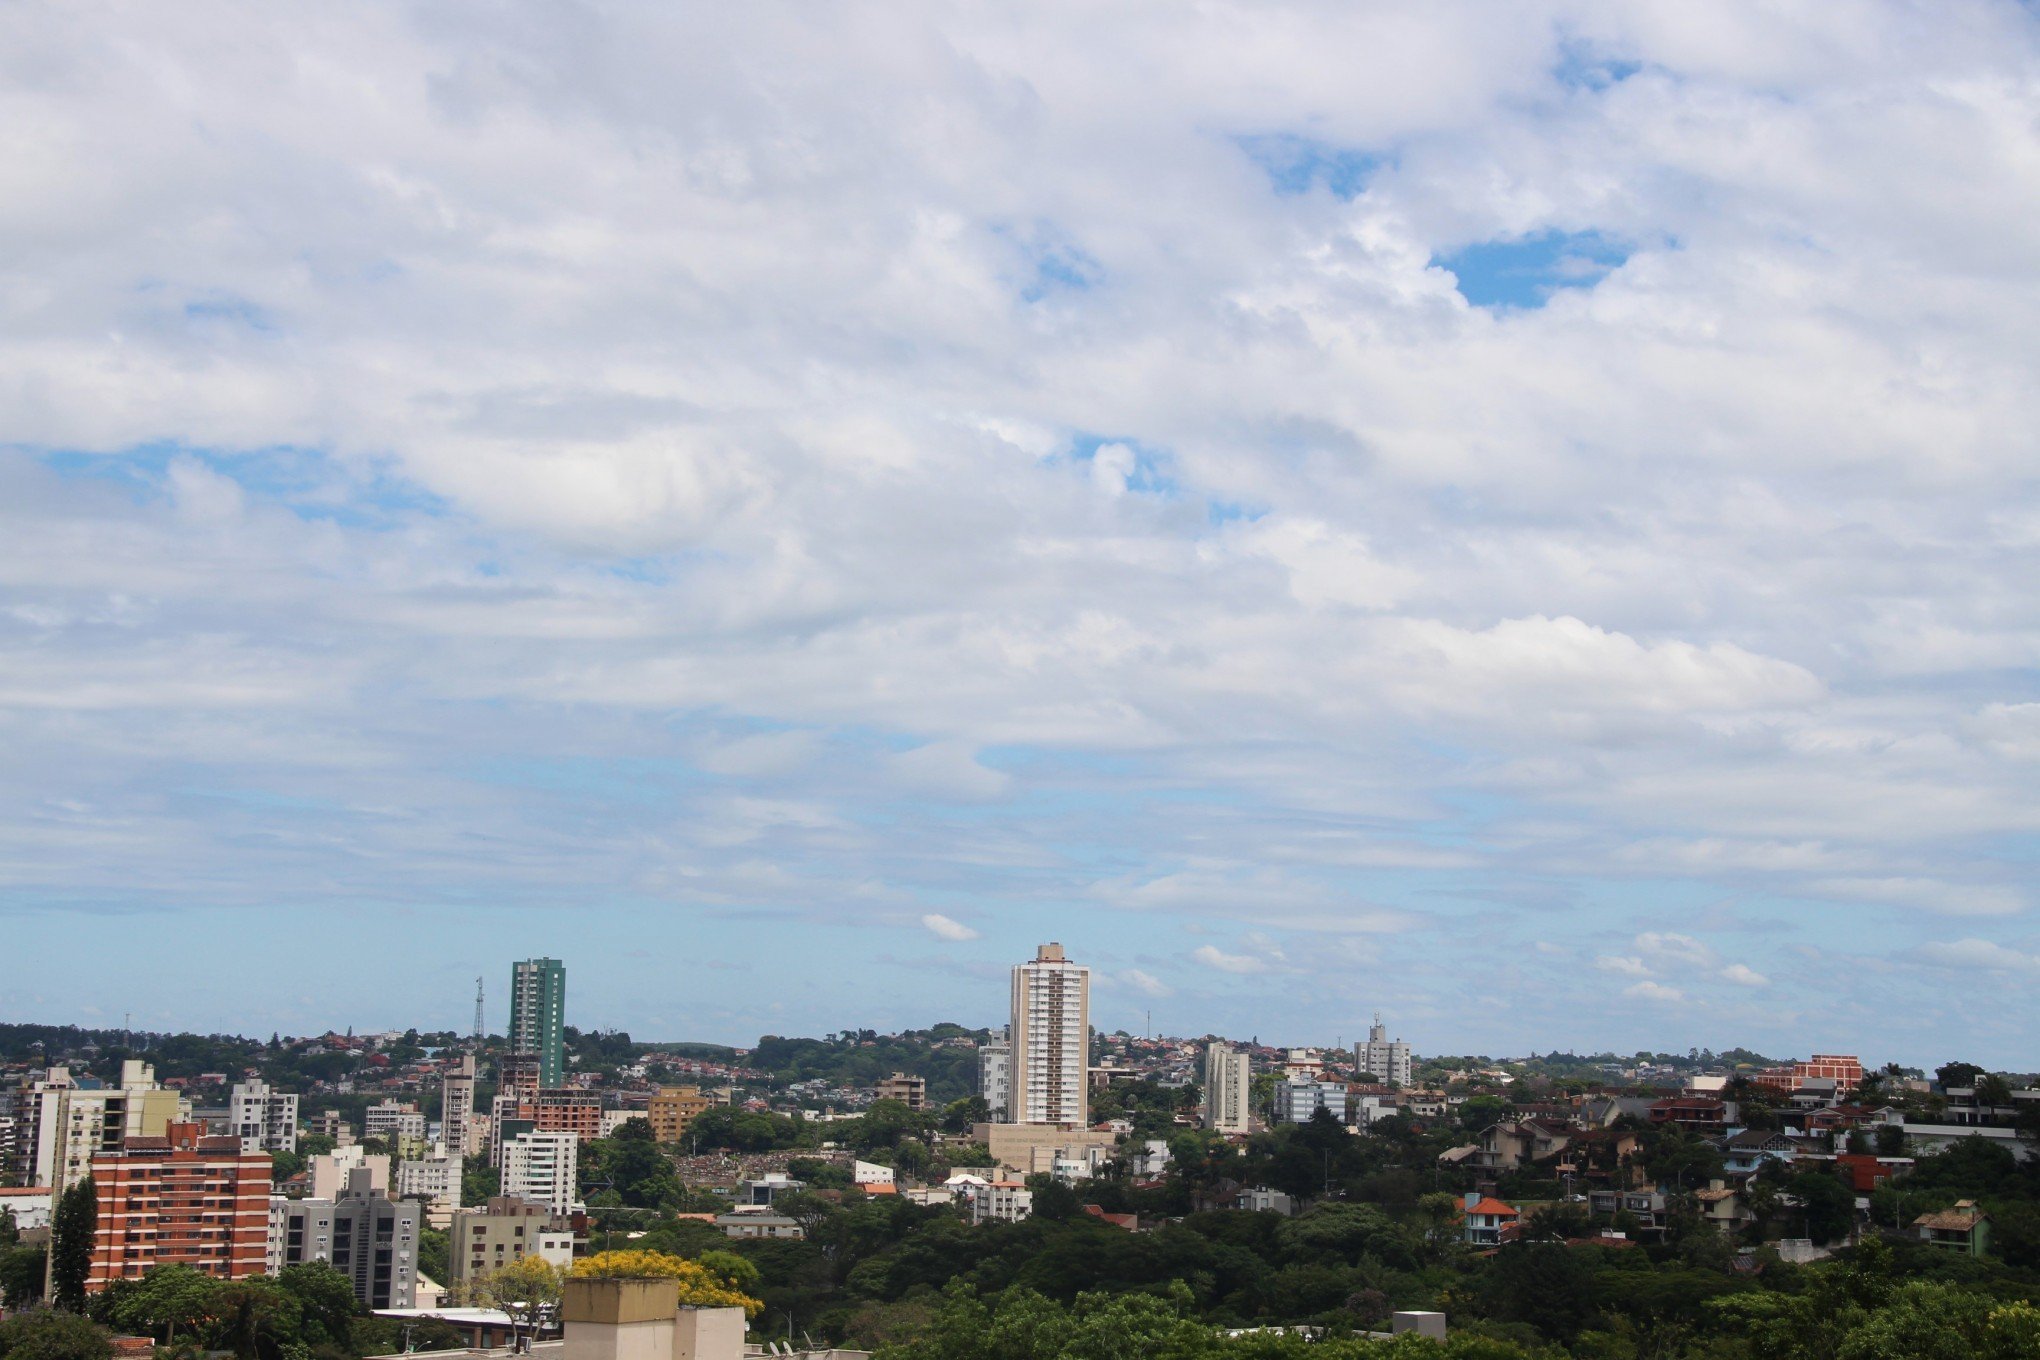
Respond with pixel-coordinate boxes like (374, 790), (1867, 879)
(569, 1250), (764, 1318)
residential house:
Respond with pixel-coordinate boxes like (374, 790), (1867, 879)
(1913, 1201), (1991, 1257)
(1587, 1189), (1668, 1234)
(1459, 1192), (1519, 1247)
(1722, 1129), (1800, 1179)
(1473, 1120), (1571, 1174)
(1647, 1097), (1733, 1134)
(1695, 1180), (1752, 1237)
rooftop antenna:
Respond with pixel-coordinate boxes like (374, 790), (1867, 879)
(473, 976), (486, 1046)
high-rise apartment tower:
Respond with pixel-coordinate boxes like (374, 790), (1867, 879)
(508, 957), (567, 1088)
(1357, 1014), (1412, 1088)
(1203, 1042), (1252, 1135)
(1008, 943), (1090, 1126)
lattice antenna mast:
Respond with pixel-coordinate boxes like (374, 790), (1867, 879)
(473, 976), (486, 1046)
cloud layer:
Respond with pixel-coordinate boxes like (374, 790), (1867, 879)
(0, 2), (2035, 1063)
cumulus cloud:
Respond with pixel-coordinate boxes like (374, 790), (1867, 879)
(1914, 939), (2040, 974)
(1623, 982), (1685, 1004)
(920, 913), (980, 942)
(1119, 969), (1173, 998)
(1718, 964), (1771, 988)
(1637, 933), (1717, 968)
(0, 2), (2035, 1056)
(1595, 955), (1653, 978)
(1194, 945), (1274, 975)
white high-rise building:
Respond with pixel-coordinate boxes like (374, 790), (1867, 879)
(1008, 943), (1090, 1126)
(395, 1146), (464, 1221)
(1274, 1078), (1349, 1124)
(501, 1129), (580, 1215)
(1203, 1042), (1252, 1135)
(1357, 1014), (1413, 1088)
(19, 1062), (184, 1188)
(440, 1056), (476, 1160)
(978, 1027), (1012, 1122)
(229, 1079), (299, 1154)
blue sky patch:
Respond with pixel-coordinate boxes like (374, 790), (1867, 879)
(1236, 133), (1384, 199)
(1067, 432), (1177, 496)
(1552, 38), (1642, 92)
(36, 441), (452, 528)
(1435, 229), (1632, 309)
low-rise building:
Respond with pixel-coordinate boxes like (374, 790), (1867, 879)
(1273, 1079), (1347, 1124)
(1695, 1180), (1752, 1236)
(1459, 1193), (1519, 1247)
(646, 1086), (713, 1143)
(448, 1197), (576, 1292)
(959, 1180), (1033, 1225)
(1913, 1201), (1991, 1257)
(364, 1100), (428, 1145)
(1236, 1187), (1294, 1215)
(737, 1172), (803, 1206)
(874, 1073), (927, 1111)
(715, 1211), (804, 1239)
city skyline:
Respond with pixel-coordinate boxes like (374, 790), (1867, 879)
(2, 5), (2036, 1071)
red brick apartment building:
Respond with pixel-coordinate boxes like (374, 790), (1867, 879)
(1752, 1055), (1863, 1095)
(88, 1121), (271, 1289)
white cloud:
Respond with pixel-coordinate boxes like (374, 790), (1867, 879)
(0, 2), (2035, 1059)
(1595, 955), (1653, 978)
(1810, 878), (2026, 918)
(1637, 933), (1717, 967)
(1623, 981), (1685, 1003)
(1194, 945), (1272, 975)
(1914, 939), (2040, 974)
(1718, 963), (1771, 988)
(920, 913), (980, 942)
(1119, 968), (1173, 998)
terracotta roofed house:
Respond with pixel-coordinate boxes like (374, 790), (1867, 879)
(1912, 1201), (1990, 1257)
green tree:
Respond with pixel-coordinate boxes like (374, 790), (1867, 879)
(205, 1278), (303, 1360)
(941, 1097), (989, 1135)
(0, 1246), (44, 1308)
(50, 1176), (97, 1312)
(0, 1309), (114, 1360)
(275, 1261), (360, 1347)
(92, 1263), (219, 1342)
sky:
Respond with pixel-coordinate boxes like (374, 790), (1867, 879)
(2, 2), (2038, 1070)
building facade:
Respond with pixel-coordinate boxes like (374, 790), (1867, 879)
(509, 957), (568, 1089)
(363, 1099), (427, 1147)
(874, 1073), (927, 1110)
(1203, 1042), (1252, 1135)
(1008, 944), (1090, 1126)
(1753, 1054), (1864, 1095)
(440, 1055), (477, 1158)
(19, 1062), (184, 1189)
(395, 1147), (464, 1224)
(228, 1080), (299, 1155)
(530, 1090), (604, 1141)
(1273, 1079), (1348, 1124)
(501, 1130), (579, 1214)
(978, 1029), (1012, 1122)
(322, 1168), (422, 1308)
(646, 1086), (712, 1143)
(448, 1197), (576, 1291)
(1358, 1015), (1413, 1088)
(87, 1122), (271, 1289)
